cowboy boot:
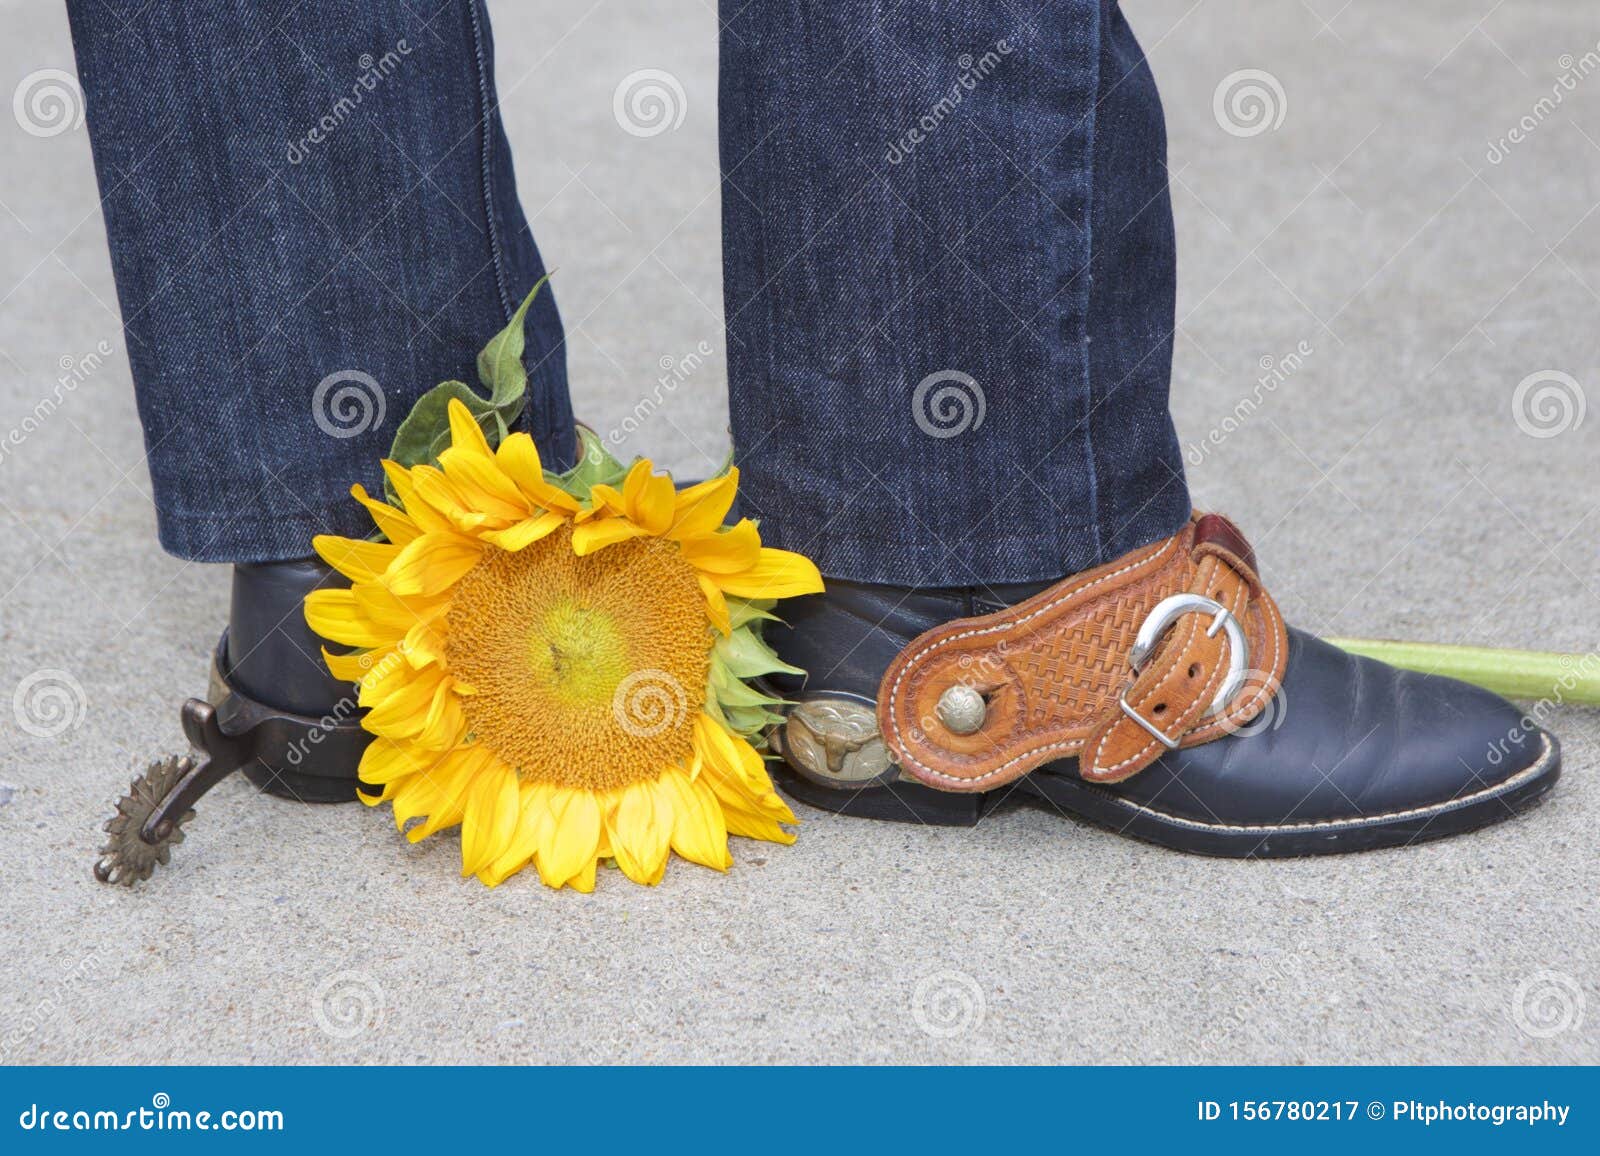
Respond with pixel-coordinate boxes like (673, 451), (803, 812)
(762, 514), (1560, 855)
(217, 558), (372, 802)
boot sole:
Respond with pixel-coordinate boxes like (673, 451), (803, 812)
(769, 728), (1561, 857)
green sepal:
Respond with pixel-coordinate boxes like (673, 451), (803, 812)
(553, 424), (631, 503)
(702, 691), (786, 742)
(726, 596), (779, 631)
(723, 704), (787, 739)
(714, 624), (803, 680)
(708, 649), (785, 705)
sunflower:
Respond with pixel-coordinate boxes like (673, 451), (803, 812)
(305, 399), (822, 891)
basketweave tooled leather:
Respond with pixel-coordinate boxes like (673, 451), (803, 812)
(876, 514), (1288, 792)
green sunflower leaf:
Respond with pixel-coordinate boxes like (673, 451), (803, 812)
(384, 278), (552, 497)
(476, 273), (551, 409)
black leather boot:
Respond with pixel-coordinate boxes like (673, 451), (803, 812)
(219, 559), (371, 802)
(762, 522), (1560, 856)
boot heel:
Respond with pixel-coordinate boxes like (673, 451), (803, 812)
(765, 695), (988, 828)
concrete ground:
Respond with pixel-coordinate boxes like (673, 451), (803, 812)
(2, 0), (1597, 1064)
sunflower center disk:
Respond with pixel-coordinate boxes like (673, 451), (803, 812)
(445, 525), (710, 791)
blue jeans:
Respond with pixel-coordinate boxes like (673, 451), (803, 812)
(68, 0), (1188, 586)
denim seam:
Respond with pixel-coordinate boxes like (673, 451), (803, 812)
(466, 0), (515, 321)
(1077, 2), (1106, 563)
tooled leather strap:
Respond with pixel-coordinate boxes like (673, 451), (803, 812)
(876, 513), (1288, 792)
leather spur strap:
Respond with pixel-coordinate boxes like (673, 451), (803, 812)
(876, 514), (1288, 791)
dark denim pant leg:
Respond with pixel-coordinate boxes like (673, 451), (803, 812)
(719, 0), (1189, 586)
(66, 0), (572, 563)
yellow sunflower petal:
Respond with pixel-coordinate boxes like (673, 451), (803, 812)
(351, 644), (426, 708)
(694, 713), (796, 822)
(384, 531), (485, 598)
(481, 781), (554, 886)
(570, 516), (648, 556)
(408, 465), (500, 533)
(381, 462), (457, 536)
(304, 588), (398, 649)
(350, 483), (420, 546)
(414, 681), (467, 750)
(395, 747), (481, 839)
(714, 547), (825, 600)
(461, 756), (521, 879)
(313, 535), (400, 583)
(660, 768), (731, 871)
(608, 779), (671, 886)
(621, 459), (676, 534)
(698, 573), (732, 636)
(481, 511), (566, 552)
(358, 736), (443, 786)
(721, 809), (797, 844)
(439, 446), (530, 523)
(390, 772), (443, 831)
(321, 643), (396, 684)
(539, 787), (602, 890)
(585, 482), (626, 517)
(361, 666), (449, 736)
(497, 433), (581, 513)
(669, 468), (739, 539)
(445, 397), (494, 460)
(679, 518), (762, 575)
(400, 609), (449, 669)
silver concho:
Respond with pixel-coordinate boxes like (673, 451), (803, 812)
(935, 684), (986, 735)
(775, 697), (895, 787)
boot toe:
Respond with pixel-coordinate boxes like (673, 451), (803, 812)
(1094, 628), (1558, 836)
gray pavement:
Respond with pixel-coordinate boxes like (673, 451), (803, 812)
(1, 1), (1597, 1064)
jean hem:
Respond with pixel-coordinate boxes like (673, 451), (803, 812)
(750, 508), (1184, 589)
(154, 505), (372, 565)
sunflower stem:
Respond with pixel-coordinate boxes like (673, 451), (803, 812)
(1327, 638), (1600, 705)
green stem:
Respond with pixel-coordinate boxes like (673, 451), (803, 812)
(1328, 638), (1600, 705)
